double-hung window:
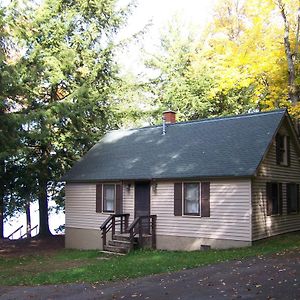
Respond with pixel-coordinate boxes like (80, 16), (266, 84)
(286, 183), (299, 214)
(266, 182), (282, 216)
(96, 183), (122, 214)
(276, 133), (290, 166)
(174, 182), (210, 217)
(103, 184), (115, 213)
(184, 183), (200, 215)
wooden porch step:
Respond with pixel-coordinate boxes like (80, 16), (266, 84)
(108, 239), (132, 248)
(103, 244), (130, 254)
(113, 233), (130, 241)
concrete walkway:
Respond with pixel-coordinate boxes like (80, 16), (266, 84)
(0, 249), (299, 300)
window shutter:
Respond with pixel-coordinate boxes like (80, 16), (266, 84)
(286, 136), (291, 166)
(297, 184), (300, 213)
(266, 182), (272, 216)
(174, 183), (182, 216)
(96, 184), (102, 213)
(286, 183), (291, 214)
(278, 183), (283, 215)
(201, 182), (210, 217)
(275, 134), (281, 165)
(116, 184), (123, 214)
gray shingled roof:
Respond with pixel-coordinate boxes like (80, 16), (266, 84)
(62, 109), (287, 182)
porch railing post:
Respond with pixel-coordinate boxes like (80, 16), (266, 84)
(112, 216), (115, 237)
(120, 215), (123, 233)
(125, 214), (129, 232)
(138, 218), (143, 248)
(151, 215), (157, 249)
(103, 229), (107, 247)
(129, 227), (134, 250)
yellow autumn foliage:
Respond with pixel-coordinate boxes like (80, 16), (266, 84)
(192, 0), (300, 117)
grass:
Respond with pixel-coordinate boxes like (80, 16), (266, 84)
(0, 232), (299, 286)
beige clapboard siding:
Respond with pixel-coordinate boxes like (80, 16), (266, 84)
(252, 124), (300, 240)
(65, 183), (134, 229)
(65, 183), (103, 230)
(123, 184), (135, 223)
(151, 180), (251, 241)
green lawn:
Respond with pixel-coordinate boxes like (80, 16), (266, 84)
(1, 232), (299, 286)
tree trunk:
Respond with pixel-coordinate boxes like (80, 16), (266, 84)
(38, 177), (51, 237)
(278, 0), (300, 104)
(0, 160), (5, 239)
(25, 200), (31, 238)
(0, 194), (4, 239)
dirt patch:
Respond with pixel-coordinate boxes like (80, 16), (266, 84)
(0, 235), (65, 258)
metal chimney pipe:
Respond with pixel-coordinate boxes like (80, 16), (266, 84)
(162, 116), (166, 135)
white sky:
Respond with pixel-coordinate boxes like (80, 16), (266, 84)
(4, 0), (218, 237)
(126, 0), (217, 31)
(119, 0), (218, 74)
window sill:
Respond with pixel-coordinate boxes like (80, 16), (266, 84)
(277, 162), (289, 167)
(181, 215), (202, 218)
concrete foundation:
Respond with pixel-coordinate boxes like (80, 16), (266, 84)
(65, 227), (251, 250)
(65, 227), (103, 250)
(156, 235), (251, 250)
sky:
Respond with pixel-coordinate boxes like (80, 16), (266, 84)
(119, 0), (218, 74)
(125, 0), (217, 33)
(4, 0), (218, 238)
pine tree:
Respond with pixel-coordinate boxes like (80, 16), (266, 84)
(5, 0), (132, 236)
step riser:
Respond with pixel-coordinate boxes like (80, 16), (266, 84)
(103, 245), (129, 254)
(109, 240), (131, 248)
(113, 235), (130, 242)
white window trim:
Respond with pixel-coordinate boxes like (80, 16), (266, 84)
(182, 182), (201, 216)
(102, 183), (116, 213)
(278, 135), (288, 166)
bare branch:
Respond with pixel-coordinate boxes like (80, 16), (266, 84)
(277, 0), (299, 103)
(295, 2), (300, 57)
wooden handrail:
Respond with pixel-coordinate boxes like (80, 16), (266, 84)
(127, 217), (140, 232)
(128, 215), (157, 250)
(20, 225), (39, 239)
(100, 215), (114, 230)
(100, 214), (130, 248)
(6, 225), (23, 240)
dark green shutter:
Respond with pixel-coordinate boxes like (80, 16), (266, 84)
(116, 184), (123, 214)
(96, 184), (102, 213)
(278, 183), (283, 215)
(201, 182), (210, 217)
(174, 183), (182, 216)
(286, 136), (291, 166)
(286, 183), (291, 214)
(275, 134), (281, 165)
(266, 182), (272, 216)
(297, 184), (300, 213)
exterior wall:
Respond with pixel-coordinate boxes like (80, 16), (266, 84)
(65, 179), (252, 250)
(65, 182), (134, 249)
(151, 179), (252, 247)
(252, 123), (300, 240)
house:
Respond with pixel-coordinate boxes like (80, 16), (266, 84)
(62, 109), (300, 252)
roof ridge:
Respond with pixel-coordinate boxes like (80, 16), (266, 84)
(172, 109), (286, 127)
(122, 109), (286, 132)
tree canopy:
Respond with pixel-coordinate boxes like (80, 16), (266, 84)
(1, 0), (133, 237)
(144, 0), (300, 123)
(1, 0), (300, 238)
